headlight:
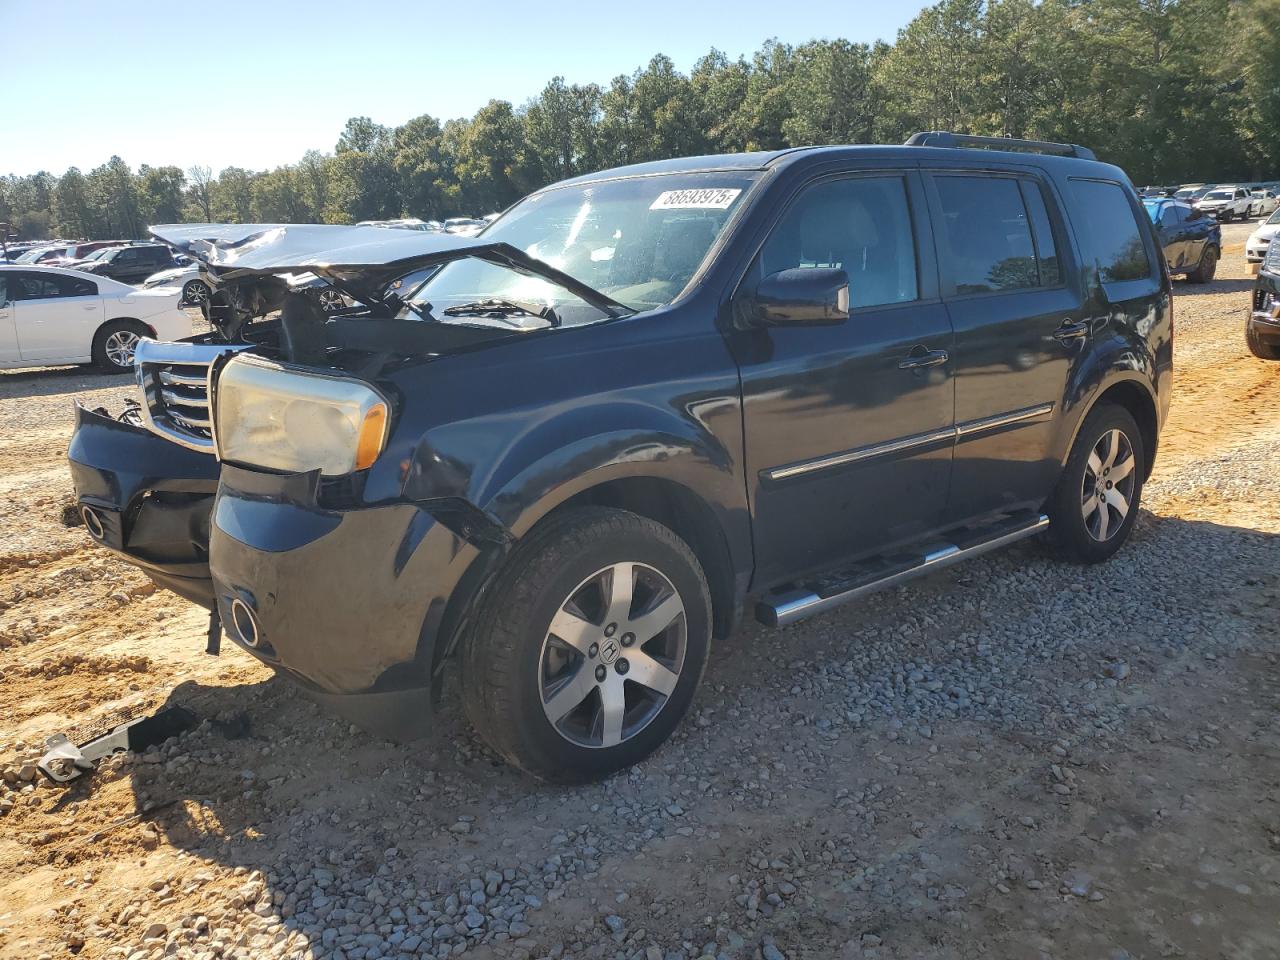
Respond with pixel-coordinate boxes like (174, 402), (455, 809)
(214, 354), (389, 476)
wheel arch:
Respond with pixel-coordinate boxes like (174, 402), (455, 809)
(95, 315), (156, 341)
(420, 439), (751, 683)
(1065, 377), (1159, 481)
(548, 475), (741, 642)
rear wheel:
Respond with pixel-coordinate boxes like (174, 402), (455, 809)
(1187, 246), (1217, 284)
(91, 319), (149, 373)
(1046, 404), (1145, 563)
(462, 506), (711, 782)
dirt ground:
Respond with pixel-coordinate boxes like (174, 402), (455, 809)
(0, 223), (1278, 960)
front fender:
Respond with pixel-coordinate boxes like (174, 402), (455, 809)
(411, 410), (751, 672)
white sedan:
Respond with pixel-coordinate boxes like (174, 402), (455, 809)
(1247, 209), (1280, 264)
(0, 265), (190, 372)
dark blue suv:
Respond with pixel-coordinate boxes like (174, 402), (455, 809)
(70, 132), (1172, 781)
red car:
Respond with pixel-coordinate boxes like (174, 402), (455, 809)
(40, 240), (129, 268)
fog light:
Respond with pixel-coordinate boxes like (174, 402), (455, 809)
(81, 506), (105, 540)
(229, 597), (261, 648)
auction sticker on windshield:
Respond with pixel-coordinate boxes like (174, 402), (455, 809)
(649, 188), (742, 210)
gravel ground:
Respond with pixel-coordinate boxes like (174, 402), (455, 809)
(0, 222), (1277, 960)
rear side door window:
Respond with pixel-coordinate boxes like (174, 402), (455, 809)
(931, 175), (1060, 295)
(1066, 179), (1154, 286)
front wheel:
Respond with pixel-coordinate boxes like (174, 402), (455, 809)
(1045, 404), (1145, 563)
(462, 507), (711, 783)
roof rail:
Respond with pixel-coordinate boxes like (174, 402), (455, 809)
(905, 131), (1096, 162)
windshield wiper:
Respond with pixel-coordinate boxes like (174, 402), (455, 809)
(442, 298), (561, 327)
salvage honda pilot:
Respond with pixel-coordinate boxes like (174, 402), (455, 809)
(69, 133), (1172, 782)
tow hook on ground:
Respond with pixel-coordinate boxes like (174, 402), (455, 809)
(36, 706), (198, 784)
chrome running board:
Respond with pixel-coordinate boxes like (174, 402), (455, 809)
(756, 511), (1050, 627)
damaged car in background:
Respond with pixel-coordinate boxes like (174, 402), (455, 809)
(69, 138), (1171, 782)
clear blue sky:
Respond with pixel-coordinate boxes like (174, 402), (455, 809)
(2, 0), (931, 177)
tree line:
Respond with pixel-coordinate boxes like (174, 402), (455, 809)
(3, 0), (1278, 242)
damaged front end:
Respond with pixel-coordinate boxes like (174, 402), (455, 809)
(69, 222), (628, 739)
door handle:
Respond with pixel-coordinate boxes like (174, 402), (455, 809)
(1052, 319), (1090, 342)
(898, 347), (949, 370)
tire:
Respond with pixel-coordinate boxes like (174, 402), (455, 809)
(1247, 322), (1280, 360)
(181, 279), (211, 306)
(461, 506), (712, 783)
(91, 319), (149, 373)
(1186, 246), (1217, 284)
(1045, 404), (1145, 563)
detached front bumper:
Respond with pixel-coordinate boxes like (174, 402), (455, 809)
(68, 405), (219, 607)
(207, 465), (483, 740)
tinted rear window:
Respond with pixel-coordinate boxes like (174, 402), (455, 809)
(1067, 180), (1152, 284)
(934, 175), (1061, 294)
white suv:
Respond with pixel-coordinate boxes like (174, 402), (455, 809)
(1195, 186), (1253, 222)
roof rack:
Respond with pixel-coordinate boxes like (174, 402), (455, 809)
(905, 131), (1096, 162)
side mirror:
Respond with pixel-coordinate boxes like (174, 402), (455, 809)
(740, 268), (850, 327)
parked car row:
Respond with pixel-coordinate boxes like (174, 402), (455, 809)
(1143, 181), (1280, 221)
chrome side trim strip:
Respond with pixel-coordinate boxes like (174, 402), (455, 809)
(955, 402), (1055, 438)
(762, 403), (1055, 482)
(762, 513), (1049, 627)
(763, 426), (956, 482)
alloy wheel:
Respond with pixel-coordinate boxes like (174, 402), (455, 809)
(318, 289), (344, 312)
(103, 330), (140, 369)
(538, 561), (686, 749)
(1080, 428), (1137, 541)
(184, 280), (211, 305)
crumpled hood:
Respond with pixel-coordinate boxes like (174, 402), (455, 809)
(150, 223), (494, 279)
(148, 223), (631, 320)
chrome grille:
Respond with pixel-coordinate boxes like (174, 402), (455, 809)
(134, 339), (253, 452)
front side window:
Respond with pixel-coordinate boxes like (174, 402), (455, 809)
(1067, 179), (1153, 284)
(407, 172), (758, 322)
(756, 176), (918, 309)
(934, 175), (1051, 295)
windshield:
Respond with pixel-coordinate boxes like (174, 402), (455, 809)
(407, 172), (759, 322)
(1204, 190), (1232, 200)
(15, 248), (51, 263)
(1268, 209), (1280, 225)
